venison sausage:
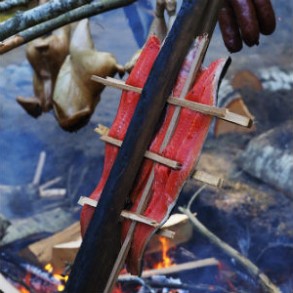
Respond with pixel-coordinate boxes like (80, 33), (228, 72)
(253, 0), (276, 35)
(229, 0), (260, 47)
(219, 2), (243, 52)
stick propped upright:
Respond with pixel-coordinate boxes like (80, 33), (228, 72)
(65, 1), (223, 292)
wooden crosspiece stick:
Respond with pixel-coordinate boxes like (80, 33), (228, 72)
(91, 75), (253, 128)
(78, 196), (175, 239)
(95, 124), (223, 188)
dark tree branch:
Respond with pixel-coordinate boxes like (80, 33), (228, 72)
(0, 0), (35, 12)
(0, 0), (93, 41)
(0, 0), (137, 54)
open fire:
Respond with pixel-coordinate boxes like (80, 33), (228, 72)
(154, 237), (174, 269)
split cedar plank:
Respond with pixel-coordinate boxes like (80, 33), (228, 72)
(20, 222), (81, 265)
(65, 1), (222, 292)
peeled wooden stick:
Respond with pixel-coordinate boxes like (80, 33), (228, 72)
(91, 76), (253, 127)
(193, 170), (223, 188)
(32, 151), (46, 186)
(99, 134), (181, 170)
(179, 188), (282, 293)
(120, 258), (219, 279)
(39, 176), (62, 191)
(78, 196), (175, 239)
(78, 196), (159, 228)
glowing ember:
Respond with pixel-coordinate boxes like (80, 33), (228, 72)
(155, 237), (174, 269)
(44, 263), (68, 292)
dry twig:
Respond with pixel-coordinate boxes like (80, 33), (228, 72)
(0, 0), (92, 40)
(178, 186), (282, 293)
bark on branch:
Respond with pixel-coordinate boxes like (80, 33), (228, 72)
(0, 0), (93, 41)
(0, 0), (137, 54)
(0, 0), (35, 12)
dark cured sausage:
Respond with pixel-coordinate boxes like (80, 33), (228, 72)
(80, 35), (161, 237)
(219, 1), (243, 52)
(253, 0), (276, 35)
(229, 0), (260, 47)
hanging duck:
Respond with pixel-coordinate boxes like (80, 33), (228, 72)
(16, 25), (70, 117)
(52, 19), (125, 132)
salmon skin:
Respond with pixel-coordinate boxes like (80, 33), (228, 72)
(80, 34), (229, 276)
(124, 56), (229, 275)
(80, 35), (161, 236)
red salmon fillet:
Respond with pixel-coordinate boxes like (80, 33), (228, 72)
(80, 35), (161, 236)
(122, 57), (228, 275)
(80, 34), (228, 276)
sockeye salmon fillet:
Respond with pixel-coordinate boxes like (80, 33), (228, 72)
(80, 34), (229, 276)
(80, 35), (161, 236)
(123, 55), (229, 275)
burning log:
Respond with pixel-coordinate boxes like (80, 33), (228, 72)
(0, 251), (66, 292)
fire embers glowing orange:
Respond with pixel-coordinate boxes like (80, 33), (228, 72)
(154, 237), (174, 269)
(44, 263), (68, 291)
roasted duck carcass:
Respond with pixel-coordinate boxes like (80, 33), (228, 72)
(16, 25), (70, 117)
(53, 19), (124, 132)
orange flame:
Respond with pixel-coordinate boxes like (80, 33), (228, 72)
(44, 263), (68, 292)
(155, 237), (173, 269)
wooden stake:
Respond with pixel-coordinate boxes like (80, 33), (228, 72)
(193, 170), (224, 188)
(32, 151), (46, 186)
(39, 188), (66, 197)
(39, 176), (62, 191)
(78, 196), (159, 227)
(91, 76), (253, 127)
(120, 258), (219, 279)
(99, 134), (181, 170)
(91, 75), (142, 93)
(105, 36), (211, 293)
(66, 2), (224, 292)
(78, 196), (175, 239)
